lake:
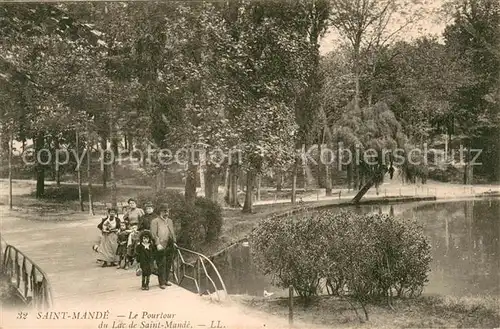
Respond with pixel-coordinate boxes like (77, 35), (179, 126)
(210, 198), (500, 298)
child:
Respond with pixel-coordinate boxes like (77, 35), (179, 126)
(116, 221), (130, 269)
(135, 230), (156, 290)
(126, 224), (141, 274)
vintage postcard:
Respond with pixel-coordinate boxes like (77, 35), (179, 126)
(1, 0), (499, 328)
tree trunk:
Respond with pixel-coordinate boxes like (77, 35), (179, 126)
(239, 169), (245, 192)
(127, 134), (133, 152)
(291, 160), (298, 204)
(352, 167), (388, 203)
(228, 164), (240, 207)
(87, 123), (94, 215)
(256, 175), (261, 201)
(87, 142), (94, 215)
(302, 158), (308, 189)
(224, 167), (230, 203)
(8, 130), (13, 209)
(276, 169), (283, 192)
(352, 179), (375, 204)
(347, 162), (353, 191)
(0, 129), (4, 156)
(101, 136), (107, 188)
(204, 165), (215, 202)
(200, 165), (206, 197)
(35, 133), (45, 199)
(184, 161), (197, 206)
(205, 166), (220, 203)
(76, 130), (84, 212)
(317, 142), (323, 188)
(464, 146), (474, 185)
(109, 119), (117, 209)
(353, 40), (361, 115)
(354, 161), (360, 191)
(141, 142), (147, 168)
(325, 163), (332, 196)
(155, 172), (162, 192)
(124, 135), (128, 151)
(54, 139), (61, 187)
(367, 54), (377, 108)
(212, 174), (219, 202)
(242, 170), (254, 213)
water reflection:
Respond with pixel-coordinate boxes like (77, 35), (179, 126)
(211, 199), (500, 297)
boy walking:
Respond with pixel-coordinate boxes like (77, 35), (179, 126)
(150, 203), (177, 289)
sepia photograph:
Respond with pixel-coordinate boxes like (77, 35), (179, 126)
(0, 0), (499, 328)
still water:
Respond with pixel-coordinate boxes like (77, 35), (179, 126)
(210, 199), (500, 297)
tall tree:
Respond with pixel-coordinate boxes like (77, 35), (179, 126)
(443, 0), (500, 181)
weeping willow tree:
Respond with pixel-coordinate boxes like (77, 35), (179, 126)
(331, 101), (427, 200)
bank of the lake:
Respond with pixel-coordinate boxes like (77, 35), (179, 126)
(232, 294), (500, 329)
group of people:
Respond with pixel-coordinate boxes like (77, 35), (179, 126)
(93, 198), (177, 291)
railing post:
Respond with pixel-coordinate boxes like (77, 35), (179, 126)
(288, 285), (294, 327)
(204, 261), (209, 294)
(41, 281), (46, 311)
(15, 250), (20, 288)
(22, 258), (28, 298)
(31, 267), (37, 309)
(197, 259), (201, 295)
(0, 239), (3, 271)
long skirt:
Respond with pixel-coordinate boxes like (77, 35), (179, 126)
(97, 232), (119, 263)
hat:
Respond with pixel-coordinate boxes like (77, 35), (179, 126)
(158, 203), (170, 212)
(144, 202), (154, 208)
(139, 230), (153, 241)
(107, 207), (118, 214)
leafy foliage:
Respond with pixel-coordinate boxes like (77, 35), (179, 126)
(136, 190), (222, 250)
(194, 197), (223, 242)
(250, 209), (432, 310)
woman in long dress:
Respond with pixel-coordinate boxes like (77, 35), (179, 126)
(96, 208), (121, 267)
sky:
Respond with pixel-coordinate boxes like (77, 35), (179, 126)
(319, 0), (449, 55)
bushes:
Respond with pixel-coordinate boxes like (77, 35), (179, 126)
(136, 190), (223, 250)
(250, 209), (432, 314)
(250, 209), (327, 299)
(195, 197), (223, 242)
(428, 164), (462, 183)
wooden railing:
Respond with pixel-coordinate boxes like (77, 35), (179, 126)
(0, 238), (53, 310)
(171, 245), (228, 301)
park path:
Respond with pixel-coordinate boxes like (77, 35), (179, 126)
(0, 209), (319, 329)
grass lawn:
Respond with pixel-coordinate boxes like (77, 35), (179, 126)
(233, 294), (500, 328)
